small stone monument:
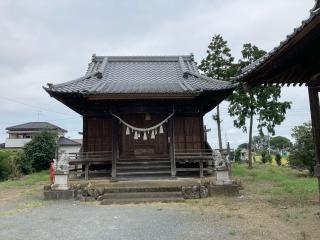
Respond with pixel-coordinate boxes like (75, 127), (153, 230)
(44, 153), (75, 200)
(51, 153), (70, 190)
(213, 150), (232, 185)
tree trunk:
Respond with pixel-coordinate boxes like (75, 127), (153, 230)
(216, 105), (223, 150)
(248, 111), (254, 169)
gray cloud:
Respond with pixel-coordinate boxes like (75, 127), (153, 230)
(0, 0), (315, 146)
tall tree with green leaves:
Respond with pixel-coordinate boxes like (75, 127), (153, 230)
(24, 130), (57, 172)
(228, 43), (291, 168)
(289, 122), (315, 174)
(199, 34), (234, 150)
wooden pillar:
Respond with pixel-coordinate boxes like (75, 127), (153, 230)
(199, 113), (205, 178)
(169, 116), (176, 178)
(82, 115), (89, 180)
(82, 115), (87, 152)
(111, 118), (119, 179)
(308, 86), (320, 200)
(84, 162), (89, 181)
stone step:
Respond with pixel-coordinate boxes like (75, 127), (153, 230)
(100, 197), (184, 205)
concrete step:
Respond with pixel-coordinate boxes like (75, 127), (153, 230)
(103, 187), (181, 193)
(100, 191), (183, 200)
(100, 197), (184, 205)
(100, 191), (184, 205)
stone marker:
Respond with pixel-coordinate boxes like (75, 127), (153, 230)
(44, 153), (75, 200)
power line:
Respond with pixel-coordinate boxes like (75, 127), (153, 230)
(0, 96), (77, 117)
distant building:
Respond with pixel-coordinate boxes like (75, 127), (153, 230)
(58, 137), (82, 155)
(239, 148), (255, 162)
(5, 122), (66, 149)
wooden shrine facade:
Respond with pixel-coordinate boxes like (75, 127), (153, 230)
(44, 55), (235, 179)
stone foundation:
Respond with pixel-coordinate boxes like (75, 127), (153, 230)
(44, 188), (75, 200)
(44, 180), (241, 202)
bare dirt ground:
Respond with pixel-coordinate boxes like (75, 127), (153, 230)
(0, 183), (319, 240)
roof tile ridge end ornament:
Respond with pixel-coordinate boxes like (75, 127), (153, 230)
(311, 0), (320, 14)
(177, 56), (196, 92)
(89, 57), (110, 93)
(178, 56), (188, 77)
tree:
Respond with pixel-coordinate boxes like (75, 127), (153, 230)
(253, 135), (270, 153)
(289, 122), (315, 174)
(228, 43), (291, 169)
(238, 143), (248, 149)
(199, 34), (234, 150)
(24, 130), (57, 172)
(270, 136), (292, 150)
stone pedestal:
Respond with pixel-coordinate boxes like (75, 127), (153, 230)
(215, 166), (232, 185)
(51, 170), (69, 190)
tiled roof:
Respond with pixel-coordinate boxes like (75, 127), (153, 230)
(44, 54), (235, 96)
(236, 5), (320, 80)
(58, 136), (81, 146)
(6, 122), (67, 132)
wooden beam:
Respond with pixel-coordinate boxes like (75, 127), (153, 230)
(111, 118), (119, 179)
(169, 116), (176, 178)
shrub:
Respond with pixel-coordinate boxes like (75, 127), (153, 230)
(0, 151), (10, 180)
(261, 150), (267, 163)
(275, 153), (282, 166)
(266, 154), (272, 163)
(234, 149), (241, 162)
(261, 150), (272, 164)
(19, 151), (32, 174)
(24, 130), (57, 172)
(288, 122), (314, 174)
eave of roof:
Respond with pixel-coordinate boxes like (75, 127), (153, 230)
(58, 136), (81, 146)
(235, 6), (320, 82)
(6, 122), (67, 132)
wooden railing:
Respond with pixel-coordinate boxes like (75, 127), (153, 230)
(175, 149), (214, 177)
(67, 151), (112, 180)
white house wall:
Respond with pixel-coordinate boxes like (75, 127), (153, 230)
(5, 138), (32, 148)
(58, 145), (81, 155)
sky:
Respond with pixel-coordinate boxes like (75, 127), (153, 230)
(0, 0), (316, 149)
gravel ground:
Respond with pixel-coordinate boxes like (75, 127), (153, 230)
(0, 201), (233, 240)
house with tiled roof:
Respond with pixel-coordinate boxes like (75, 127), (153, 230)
(5, 122), (66, 148)
(58, 136), (82, 155)
(44, 54), (236, 180)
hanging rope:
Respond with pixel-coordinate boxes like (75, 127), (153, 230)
(110, 111), (174, 132)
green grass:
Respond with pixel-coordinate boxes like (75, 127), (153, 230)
(0, 170), (49, 188)
(232, 163), (318, 203)
(254, 155), (288, 165)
